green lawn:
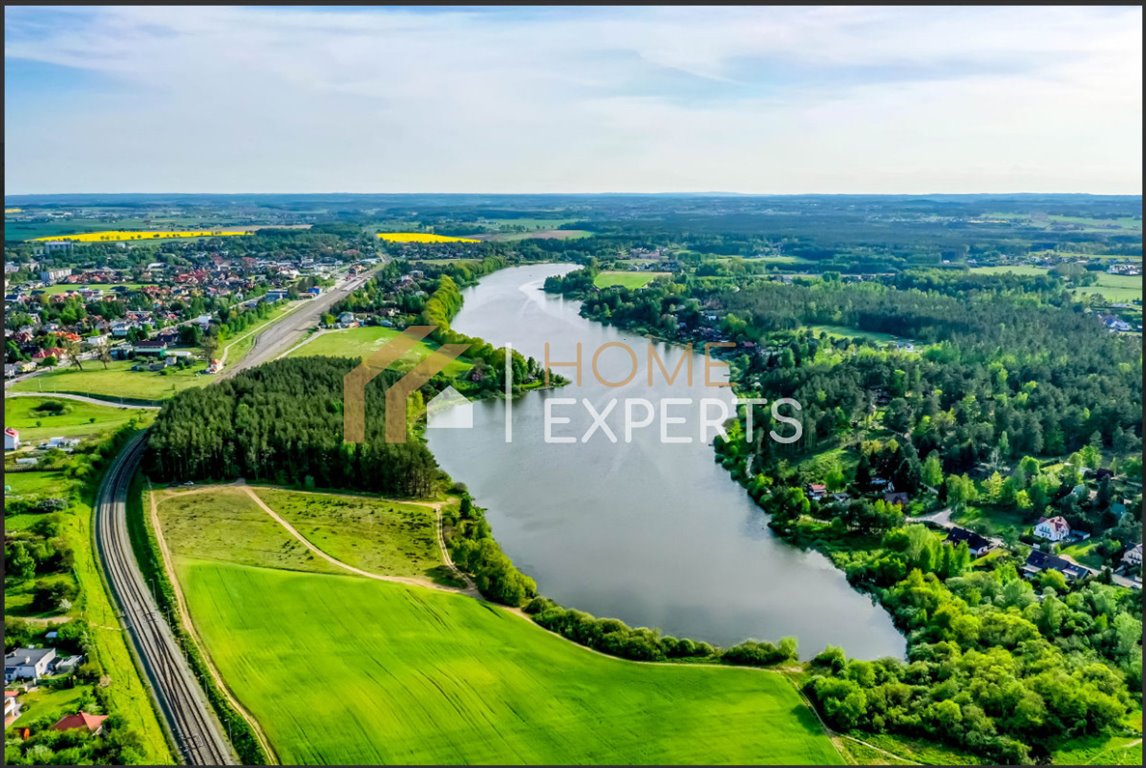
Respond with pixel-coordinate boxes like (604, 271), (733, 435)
(950, 504), (1031, 540)
(285, 326), (471, 377)
(5, 685), (87, 730)
(10, 359), (208, 402)
(3, 396), (149, 442)
(594, 271), (670, 289)
(3, 470), (71, 497)
(178, 560), (842, 765)
(250, 487), (457, 584)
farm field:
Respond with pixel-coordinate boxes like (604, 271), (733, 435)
(3, 396), (147, 442)
(10, 359), (209, 402)
(249, 487), (456, 584)
(593, 271), (670, 289)
(177, 560), (842, 765)
(377, 232), (479, 243)
(969, 265), (1050, 276)
(1070, 273), (1143, 303)
(31, 229), (252, 243)
(476, 229), (592, 242)
(285, 326), (471, 376)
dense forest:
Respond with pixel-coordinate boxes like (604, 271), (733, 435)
(145, 358), (444, 496)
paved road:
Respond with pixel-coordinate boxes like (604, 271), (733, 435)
(4, 390), (160, 409)
(221, 268), (378, 378)
(94, 435), (235, 765)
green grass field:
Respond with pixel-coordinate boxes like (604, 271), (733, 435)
(10, 359), (208, 402)
(285, 326), (471, 377)
(1070, 273), (1143, 303)
(153, 486), (344, 576)
(178, 560), (841, 765)
(4, 469), (71, 497)
(806, 325), (908, 344)
(594, 271), (670, 289)
(968, 265), (1050, 277)
(3, 396), (149, 442)
(249, 487), (456, 583)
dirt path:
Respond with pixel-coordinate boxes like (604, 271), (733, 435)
(148, 484), (281, 765)
(237, 484), (480, 598)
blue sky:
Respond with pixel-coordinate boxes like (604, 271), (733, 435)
(4, 5), (1142, 194)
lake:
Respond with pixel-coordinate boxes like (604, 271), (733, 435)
(426, 263), (905, 660)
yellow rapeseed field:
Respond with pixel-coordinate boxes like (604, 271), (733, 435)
(32, 230), (253, 243)
(377, 232), (480, 244)
(5, 208), (23, 214)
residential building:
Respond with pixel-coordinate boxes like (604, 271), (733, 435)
(1022, 550), (1089, 580)
(805, 483), (827, 501)
(945, 527), (993, 557)
(4, 648), (57, 683)
(4, 691), (20, 727)
(1123, 543), (1143, 568)
(39, 267), (72, 284)
(51, 712), (108, 735)
(1034, 516), (1071, 542)
(4, 428), (19, 451)
(133, 339), (169, 355)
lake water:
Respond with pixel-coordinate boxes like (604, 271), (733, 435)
(426, 263), (905, 660)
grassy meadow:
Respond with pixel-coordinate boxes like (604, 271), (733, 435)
(593, 271), (670, 289)
(285, 325), (471, 376)
(11, 359), (208, 402)
(249, 487), (457, 584)
(178, 560), (842, 765)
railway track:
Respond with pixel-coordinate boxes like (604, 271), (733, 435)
(94, 433), (235, 765)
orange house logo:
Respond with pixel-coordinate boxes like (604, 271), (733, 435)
(343, 326), (469, 444)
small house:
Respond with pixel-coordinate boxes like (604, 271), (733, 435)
(51, 712), (108, 735)
(1123, 543), (1143, 568)
(945, 527), (993, 557)
(883, 491), (910, 507)
(1034, 516), (1071, 542)
(805, 483), (827, 501)
(5, 427), (19, 451)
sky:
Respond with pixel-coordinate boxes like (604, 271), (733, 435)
(4, 5), (1142, 195)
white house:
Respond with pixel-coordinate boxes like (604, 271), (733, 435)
(1034, 516), (1071, 542)
(1123, 543), (1143, 568)
(4, 428), (19, 451)
(4, 648), (57, 683)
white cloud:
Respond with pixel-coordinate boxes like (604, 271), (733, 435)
(4, 5), (1141, 193)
